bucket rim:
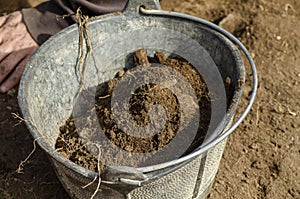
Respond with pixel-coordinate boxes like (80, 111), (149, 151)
(18, 8), (257, 181)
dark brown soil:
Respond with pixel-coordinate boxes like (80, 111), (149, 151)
(55, 49), (212, 171)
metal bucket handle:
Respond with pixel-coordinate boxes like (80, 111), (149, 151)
(102, 0), (258, 186)
(137, 7), (258, 172)
(123, 0), (161, 13)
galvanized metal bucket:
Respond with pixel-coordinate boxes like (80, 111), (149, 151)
(18, 0), (258, 198)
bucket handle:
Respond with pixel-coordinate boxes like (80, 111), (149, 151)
(123, 0), (161, 13)
(102, 5), (258, 186)
(134, 7), (258, 173)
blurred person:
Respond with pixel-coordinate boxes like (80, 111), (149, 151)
(0, 0), (128, 93)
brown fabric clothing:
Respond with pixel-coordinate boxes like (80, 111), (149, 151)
(22, 0), (128, 45)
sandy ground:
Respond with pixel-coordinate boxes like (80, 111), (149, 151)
(0, 0), (299, 198)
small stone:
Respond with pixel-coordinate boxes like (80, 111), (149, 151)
(249, 142), (258, 149)
(288, 109), (297, 116)
(259, 5), (264, 11)
(273, 105), (284, 114)
(242, 148), (248, 153)
(219, 13), (245, 34)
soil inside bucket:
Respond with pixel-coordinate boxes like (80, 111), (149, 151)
(55, 49), (234, 172)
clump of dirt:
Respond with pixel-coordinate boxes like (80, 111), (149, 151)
(55, 49), (229, 172)
(56, 118), (103, 172)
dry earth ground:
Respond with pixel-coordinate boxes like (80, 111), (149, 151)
(0, 0), (299, 198)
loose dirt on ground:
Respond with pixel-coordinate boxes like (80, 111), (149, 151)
(0, 0), (299, 198)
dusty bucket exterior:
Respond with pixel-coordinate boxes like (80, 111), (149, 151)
(18, 0), (257, 198)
